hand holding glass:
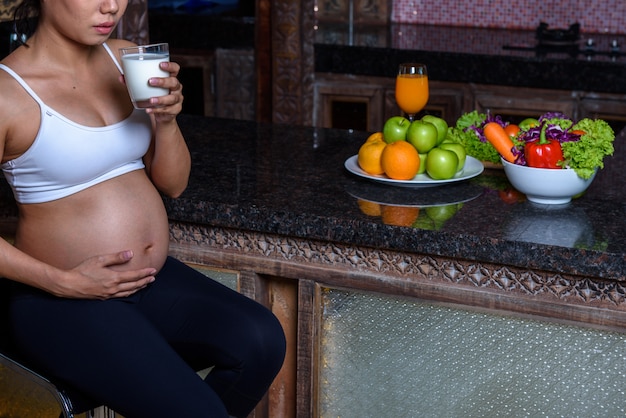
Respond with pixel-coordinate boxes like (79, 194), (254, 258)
(120, 43), (170, 109)
(395, 63), (429, 121)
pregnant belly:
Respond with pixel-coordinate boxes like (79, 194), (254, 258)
(15, 171), (171, 272)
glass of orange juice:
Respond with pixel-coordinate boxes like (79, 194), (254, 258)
(395, 63), (429, 121)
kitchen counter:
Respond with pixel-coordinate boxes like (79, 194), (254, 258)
(158, 115), (625, 279)
(0, 115), (624, 327)
(314, 23), (626, 94)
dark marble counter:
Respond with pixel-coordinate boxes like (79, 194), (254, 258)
(159, 115), (625, 281)
(315, 23), (626, 94)
(0, 115), (623, 280)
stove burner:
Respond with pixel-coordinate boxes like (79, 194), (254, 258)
(536, 22), (580, 46)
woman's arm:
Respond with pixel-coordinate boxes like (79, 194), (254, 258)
(108, 39), (190, 198)
(142, 61), (191, 198)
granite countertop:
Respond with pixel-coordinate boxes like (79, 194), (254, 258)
(314, 23), (626, 94)
(0, 115), (623, 280)
(159, 115), (625, 281)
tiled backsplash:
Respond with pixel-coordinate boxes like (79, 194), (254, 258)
(392, 0), (626, 34)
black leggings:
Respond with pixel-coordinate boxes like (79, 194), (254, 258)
(8, 257), (286, 418)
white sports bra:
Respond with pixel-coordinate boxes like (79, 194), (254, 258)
(0, 43), (152, 204)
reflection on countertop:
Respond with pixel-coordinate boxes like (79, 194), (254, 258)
(504, 202), (596, 249)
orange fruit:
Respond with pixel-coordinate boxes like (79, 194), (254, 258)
(365, 132), (384, 143)
(357, 199), (382, 216)
(380, 140), (420, 180)
(358, 138), (387, 175)
(381, 205), (420, 227)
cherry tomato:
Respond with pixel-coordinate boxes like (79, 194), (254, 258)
(499, 189), (525, 204)
(504, 124), (520, 138)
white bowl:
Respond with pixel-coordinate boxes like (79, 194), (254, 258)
(501, 158), (596, 205)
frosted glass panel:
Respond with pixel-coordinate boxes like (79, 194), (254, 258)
(189, 265), (238, 290)
(320, 289), (626, 417)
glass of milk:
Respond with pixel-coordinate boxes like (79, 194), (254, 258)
(120, 43), (170, 109)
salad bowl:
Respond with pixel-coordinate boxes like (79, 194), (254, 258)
(501, 159), (596, 205)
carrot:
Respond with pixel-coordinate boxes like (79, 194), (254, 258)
(483, 122), (517, 163)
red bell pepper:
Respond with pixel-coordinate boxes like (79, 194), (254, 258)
(524, 124), (564, 169)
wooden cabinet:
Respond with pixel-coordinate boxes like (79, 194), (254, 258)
(172, 50), (216, 117)
(471, 84), (578, 123)
(314, 73), (626, 133)
(314, 73), (470, 131)
(314, 74), (389, 132)
(173, 48), (256, 120)
(578, 92), (626, 133)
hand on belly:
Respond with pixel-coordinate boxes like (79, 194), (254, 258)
(53, 249), (160, 299)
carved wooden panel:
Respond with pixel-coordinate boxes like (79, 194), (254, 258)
(270, 0), (315, 126)
(316, 0), (349, 22)
(315, 0), (389, 24)
(215, 48), (256, 121)
(169, 223), (626, 330)
(354, 0), (389, 24)
(0, 0), (16, 23)
(114, 0), (149, 45)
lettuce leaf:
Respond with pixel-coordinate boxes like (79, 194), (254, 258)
(446, 111), (502, 163)
(562, 118), (615, 179)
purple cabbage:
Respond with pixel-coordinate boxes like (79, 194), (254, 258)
(519, 113), (582, 144)
(465, 112), (507, 144)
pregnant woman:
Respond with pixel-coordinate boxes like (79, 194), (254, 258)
(0, 0), (286, 416)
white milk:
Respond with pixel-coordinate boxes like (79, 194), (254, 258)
(121, 52), (169, 104)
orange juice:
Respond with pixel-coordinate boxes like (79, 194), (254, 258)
(395, 74), (429, 115)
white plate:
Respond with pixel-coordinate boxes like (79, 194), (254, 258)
(344, 155), (484, 188)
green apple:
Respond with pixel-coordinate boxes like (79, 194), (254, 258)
(426, 147), (458, 180)
(412, 212), (438, 230)
(417, 153), (427, 175)
(425, 204), (461, 223)
(382, 116), (411, 143)
(421, 115), (448, 144)
(439, 142), (467, 172)
(406, 120), (438, 153)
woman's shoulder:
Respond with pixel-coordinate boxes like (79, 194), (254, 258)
(0, 58), (28, 105)
(0, 59), (40, 162)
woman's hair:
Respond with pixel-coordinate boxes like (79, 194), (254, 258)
(12, 0), (40, 48)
